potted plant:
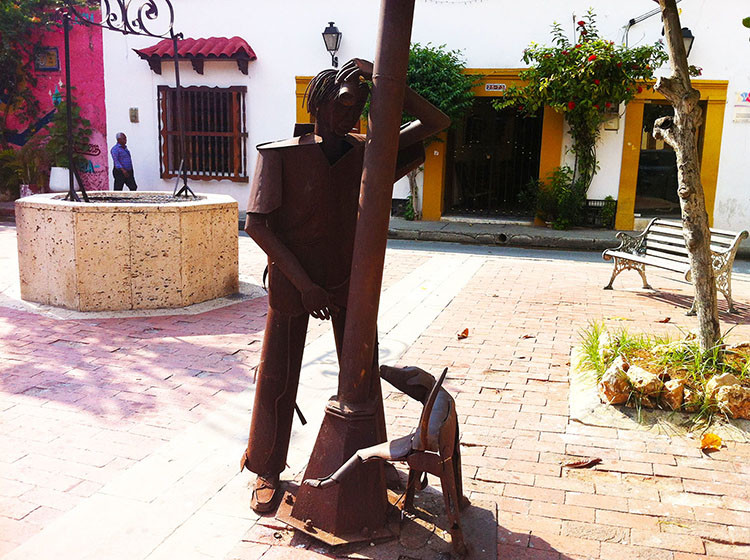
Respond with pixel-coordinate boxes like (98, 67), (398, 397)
(44, 98), (92, 192)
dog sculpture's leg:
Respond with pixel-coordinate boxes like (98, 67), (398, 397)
(440, 456), (469, 557)
(404, 468), (420, 511)
(452, 429), (470, 510)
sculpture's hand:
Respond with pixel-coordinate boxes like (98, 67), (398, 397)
(337, 58), (373, 83)
(301, 284), (338, 320)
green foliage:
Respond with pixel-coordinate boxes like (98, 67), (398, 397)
(0, 149), (23, 199)
(579, 320), (606, 373)
(0, 1), (97, 146)
(405, 43), (479, 128)
(601, 195), (616, 229)
(403, 194), (415, 221)
(530, 165), (587, 229)
(44, 98), (92, 168)
(496, 10), (668, 191)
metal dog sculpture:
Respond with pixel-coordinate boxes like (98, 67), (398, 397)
(303, 365), (469, 555)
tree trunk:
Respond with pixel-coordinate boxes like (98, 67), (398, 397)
(407, 168), (421, 220)
(653, 0), (720, 352)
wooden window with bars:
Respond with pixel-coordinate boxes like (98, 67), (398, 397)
(157, 85), (248, 181)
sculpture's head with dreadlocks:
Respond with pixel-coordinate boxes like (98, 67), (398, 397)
(304, 68), (370, 138)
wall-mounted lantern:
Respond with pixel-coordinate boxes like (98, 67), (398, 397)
(681, 27), (695, 57)
(322, 22), (342, 68)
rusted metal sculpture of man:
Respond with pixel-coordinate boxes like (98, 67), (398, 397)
(240, 58), (449, 513)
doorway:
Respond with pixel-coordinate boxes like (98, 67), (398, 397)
(444, 99), (543, 217)
(634, 101), (706, 217)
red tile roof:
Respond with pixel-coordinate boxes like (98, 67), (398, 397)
(136, 36), (257, 60)
(135, 36), (257, 75)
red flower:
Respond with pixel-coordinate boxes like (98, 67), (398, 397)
(617, 62), (622, 68)
(593, 104), (600, 110)
(587, 54), (597, 62)
(517, 105), (524, 111)
(577, 20), (585, 26)
(594, 79), (600, 85)
(567, 101), (576, 110)
(562, 50), (569, 55)
(575, 44), (582, 49)
(637, 86), (643, 93)
(605, 102), (612, 109)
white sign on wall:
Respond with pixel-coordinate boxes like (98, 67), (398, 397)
(733, 91), (750, 123)
(484, 83), (507, 93)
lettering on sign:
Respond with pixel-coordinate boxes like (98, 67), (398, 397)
(484, 83), (507, 93)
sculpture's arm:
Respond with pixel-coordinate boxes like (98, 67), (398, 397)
(245, 213), (336, 320)
(336, 58), (450, 149)
(398, 86), (451, 149)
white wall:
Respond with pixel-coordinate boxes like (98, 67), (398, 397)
(102, 0), (750, 229)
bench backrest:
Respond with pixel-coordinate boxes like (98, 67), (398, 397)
(644, 218), (745, 265)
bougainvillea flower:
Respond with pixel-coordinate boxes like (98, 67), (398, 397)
(588, 54), (597, 62)
(637, 86), (643, 93)
(594, 79), (600, 85)
(568, 101), (576, 110)
(577, 20), (585, 26)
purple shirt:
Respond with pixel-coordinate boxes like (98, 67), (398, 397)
(111, 143), (133, 170)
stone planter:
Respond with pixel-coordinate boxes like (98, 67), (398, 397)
(15, 191), (239, 311)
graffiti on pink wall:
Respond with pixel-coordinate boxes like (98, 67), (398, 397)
(6, 11), (108, 191)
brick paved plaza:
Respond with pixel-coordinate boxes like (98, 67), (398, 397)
(1, 222), (749, 559)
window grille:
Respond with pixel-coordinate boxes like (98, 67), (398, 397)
(157, 85), (248, 181)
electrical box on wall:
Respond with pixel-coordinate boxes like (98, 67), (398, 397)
(129, 107), (139, 123)
(603, 109), (620, 131)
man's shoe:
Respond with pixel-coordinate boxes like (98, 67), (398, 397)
(250, 473), (281, 514)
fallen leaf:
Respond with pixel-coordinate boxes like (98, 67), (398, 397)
(564, 458), (602, 469)
(700, 433), (722, 452)
(457, 328), (469, 340)
(521, 334), (536, 339)
(657, 317), (671, 323)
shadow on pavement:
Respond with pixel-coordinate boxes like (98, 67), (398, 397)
(637, 290), (750, 325)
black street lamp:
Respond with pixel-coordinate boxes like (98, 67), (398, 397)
(322, 22), (342, 68)
(681, 27), (695, 57)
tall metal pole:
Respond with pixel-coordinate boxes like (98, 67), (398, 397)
(62, 12), (89, 202)
(286, 0), (416, 542)
(171, 31), (194, 197)
(337, 0), (415, 404)
(62, 14), (79, 202)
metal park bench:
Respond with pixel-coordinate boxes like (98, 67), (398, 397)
(602, 218), (748, 314)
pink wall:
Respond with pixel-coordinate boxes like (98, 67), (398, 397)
(8, 10), (108, 191)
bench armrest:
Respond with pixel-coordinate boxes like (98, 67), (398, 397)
(611, 230), (647, 255)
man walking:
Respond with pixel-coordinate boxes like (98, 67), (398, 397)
(110, 132), (138, 191)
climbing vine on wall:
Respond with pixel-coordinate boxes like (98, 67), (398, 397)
(497, 10), (668, 193)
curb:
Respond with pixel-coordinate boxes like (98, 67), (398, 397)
(388, 228), (616, 252)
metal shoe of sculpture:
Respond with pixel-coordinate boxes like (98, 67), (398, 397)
(303, 365), (470, 556)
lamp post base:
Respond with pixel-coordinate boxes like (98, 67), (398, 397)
(279, 398), (389, 543)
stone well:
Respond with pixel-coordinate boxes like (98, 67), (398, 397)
(15, 192), (239, 311)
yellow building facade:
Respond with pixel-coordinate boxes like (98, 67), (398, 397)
(296, 73), (727, 230)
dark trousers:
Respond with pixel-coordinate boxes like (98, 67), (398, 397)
(113, 168), (138, 191)
(243, 306), (385, 476)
